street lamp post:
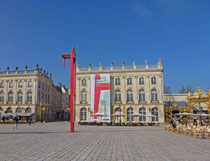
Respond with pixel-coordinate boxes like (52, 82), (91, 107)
(197, 92), (202, 126)
(38, 103), (46, 122)
(60, 47), (76, 133)
(117, 108), (122, 126)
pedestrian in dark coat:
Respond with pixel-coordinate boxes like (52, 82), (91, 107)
(13, 115), (18, 129)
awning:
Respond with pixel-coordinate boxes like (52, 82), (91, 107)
(112, 114), (126, 117)
(131, 114), (145, 117)
(91, 113), (105, 116)
(174, 112), (195, 116)
(4, 113), (34, 117)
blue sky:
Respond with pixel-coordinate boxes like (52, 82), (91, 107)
(0, 0), (209, 92)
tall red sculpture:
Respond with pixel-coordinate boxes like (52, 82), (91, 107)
(60, 47), (76, 132)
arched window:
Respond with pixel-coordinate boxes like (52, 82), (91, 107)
(0, 92), (4, 103)
(152, 107), (159, 121)
(82, 79), (86, 86)
(127, 78), (132, 85)
(139, 77), (144, 85)
(81, 90), (87, 102)
(115, 89), (121, 102)
(25, 107), (31, 113)
(139, 107), (146, 121)
(28, 81), (32, 87)
(17, 91), (22, 102)
(8, 91), (13, 102)
(16, 107), (22, 113)
(115, 78), (120, 85)
(127, 89), (133, 101)
(18, 81), (23, 88)
(151, 89), (158, 101)
(27, 91), (32, 102)
(151, 77), (156, 84)
(139, 89), (145, 101)
(127, 107), (133, 121)
(9, 81), (13, 88)
(6, 107), (12, 113)
(80, 107), (87, 121)
(115, 107), (122, 114)
(0, 81), (4, 88)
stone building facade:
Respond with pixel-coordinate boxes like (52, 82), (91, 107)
(164, 94), (188, 108)
(0, 65), (68, 121)
(61, 85), (70, 120)
(75, 59), (165, 124)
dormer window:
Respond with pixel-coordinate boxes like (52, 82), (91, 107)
(151, 77), (156, 85)
(18, 81), (23, 88)
(115, 78), (120, 85)
(82, 79), (86, 86)
(127, 78), (132, 85)
(9, 81), (13, 88)
(28, 81), (32, 87)
(139, 77), (144, 85)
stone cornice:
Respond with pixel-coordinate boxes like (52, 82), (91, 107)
(76, 69), (164, 75)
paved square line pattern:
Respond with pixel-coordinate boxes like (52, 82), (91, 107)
(0, 122), (209, 161)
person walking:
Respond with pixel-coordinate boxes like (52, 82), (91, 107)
(2, 116), (5, 125)
(172, 118), (176, 129)
(13, 115), (18, 129)
(29, 117), (32, 125)
(26, 116), (29, 123)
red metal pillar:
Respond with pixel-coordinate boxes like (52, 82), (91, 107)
(60, 47), (76, 132)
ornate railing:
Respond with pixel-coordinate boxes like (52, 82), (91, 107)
(0, 70), (36, 75)
(77, 65), (160, 72)
(0, 70), (52, 80)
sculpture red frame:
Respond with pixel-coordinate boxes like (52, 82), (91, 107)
(60, 47), (76, 132)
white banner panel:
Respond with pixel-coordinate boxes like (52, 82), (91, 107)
(91, 74), (110, 122)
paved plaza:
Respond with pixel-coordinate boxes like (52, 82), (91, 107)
(0, 122), (210, 161)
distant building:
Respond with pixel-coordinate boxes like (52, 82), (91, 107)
(164, 94), (188, 108)
(61, 85), (70, 120)
(0, 65), (68, 121)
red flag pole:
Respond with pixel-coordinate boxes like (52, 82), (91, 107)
(60, 47), (76, 133)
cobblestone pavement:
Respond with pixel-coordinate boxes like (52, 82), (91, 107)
(0, 122), (210, 161)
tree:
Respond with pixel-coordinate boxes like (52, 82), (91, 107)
(164, 85), (172, 107)
(164, 84), (171, 94)
(179, 85), (186, 93)
(179, 85), (194, 93)
(185, 85), (194, 93)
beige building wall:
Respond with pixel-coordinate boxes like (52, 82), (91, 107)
(0, 66), (64, 121)
(61, 86), (70, 120)
(75, 60), (165, 123)
(164, 94), (188, 108)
